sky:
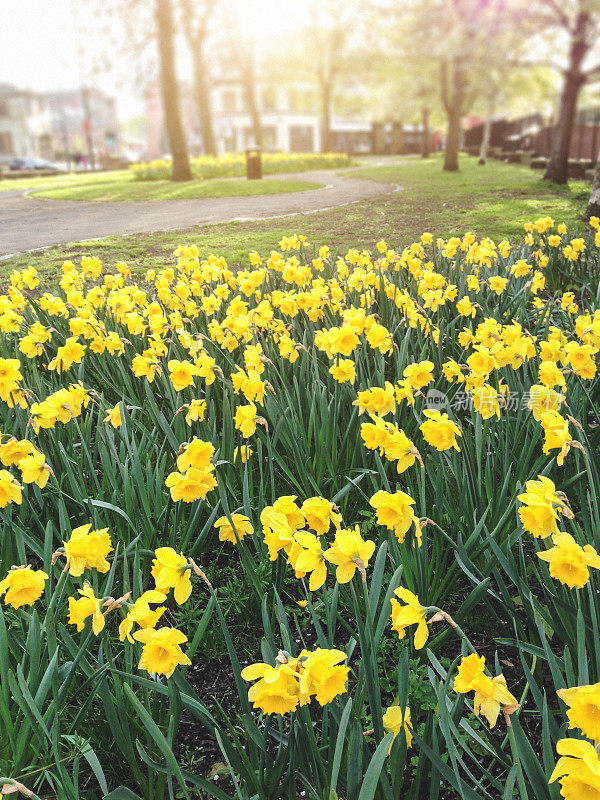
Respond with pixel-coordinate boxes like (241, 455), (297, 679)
(0, 0), (311, 120)
(1, 1), (83, 92)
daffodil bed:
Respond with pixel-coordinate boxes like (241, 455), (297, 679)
(131, 152), (352, 181)
(1, 218), (600, 800)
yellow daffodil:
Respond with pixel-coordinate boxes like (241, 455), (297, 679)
(63, 523), (113, 576)
(165, 466), (217, 502)
(369, 489), (420, 544)
(517, 476), (572, 538)
(68, 583), (105, 635)
(298, 648), (349, 705)
(420, 410), (462, 452)
(234, 402), (259, 437)
(119, 590), (167, 643)
(241, 647), (348, 715)
(233, 445), (253, 463)
(382, 705), (413, 752)
(549, 738), (600, 799)
(557, 683), (600, 744)
(0, 438), (35, 467)
(168, 359), (200, 392)
(527, 384), (564, 421)
(538, 532), (600, 588)
(403, 360), (434, 390)
(151, 547), (192, 604)
(324, 526), (376, 583)
(0, 358), (23, 400)
(329, 359), (356, 383)
(289, 531), (327, 590)
(104, 403), (122, 428)
(184, 398), (207, 425)
(176, 438), (215, 472)
(0, 469), (22, 508)
(301, 496), (342, 536)
(353, 383), (395, 417)
(471, 384), (501, 420)
(18, 451), (51, 488)
(241, 660), (304, 715)
(215, 513), (253, 544)
(390, 587), (429, 649)
(453, 653), (519, 728)
(0, 565), (48, 609)
(134, 626), (191, 678)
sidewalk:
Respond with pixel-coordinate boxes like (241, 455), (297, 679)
(0, 169), (398, 257)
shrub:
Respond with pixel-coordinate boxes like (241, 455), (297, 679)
(130, 152), (353, 181)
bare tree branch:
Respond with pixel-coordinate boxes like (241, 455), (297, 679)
(583, 62), (600, 81)
(539, 0), (573, 30)
(440, 58), (450, 112)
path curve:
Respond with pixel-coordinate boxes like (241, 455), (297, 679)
(0, 169), (397, 258)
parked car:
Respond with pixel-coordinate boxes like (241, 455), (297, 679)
(9, 157), (63, 172)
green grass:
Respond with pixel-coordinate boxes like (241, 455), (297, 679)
(0, 169), (130, 193)
(0, 168), (322, 200)
(1, 154), (589, 281)
(342, 156), (589, 240)
(31, 176), (322, 202)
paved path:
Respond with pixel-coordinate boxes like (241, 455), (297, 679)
(0, 169), (397, 257)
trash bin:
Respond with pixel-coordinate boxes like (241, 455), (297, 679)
(246, 147), (262, 180)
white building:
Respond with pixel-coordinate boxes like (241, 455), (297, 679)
(211, 81), (372, 154)
(45, 88), (119, 161)
(0, 84), (52, 164)
(145, 77), (373, 158)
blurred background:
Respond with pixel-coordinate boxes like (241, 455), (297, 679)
(0, 0), (598, 185)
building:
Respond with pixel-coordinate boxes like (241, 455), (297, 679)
(0, 83), (52, 164)
(0, 83), (119, 166)
(45, 88), (119, 164)
(212, 80), (373, 154)
(144, 78), (375, 159)
(144, 81), (200, 160)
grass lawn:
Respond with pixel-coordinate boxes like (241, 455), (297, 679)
(0, 168), (322, 200)
(31, 176), (322, 201)
(1, 154), (590, 281)
(0, 169), (129, 193)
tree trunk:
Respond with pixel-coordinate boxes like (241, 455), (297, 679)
(156, 0), (192, 181)
(478, 93), (496, 165)
(233, 43), (262, 149)
(243, 77), (263, 149)
(191, 42), (216, 156)
(543, 14), (589, 184)
(321, 82), (332, 153)
(421, 107), (430, 158)
(584, 157), (600, 220)
(441, 57), (464, 172)
(543, 71), (584, 183)
(444, 108), (461, 171)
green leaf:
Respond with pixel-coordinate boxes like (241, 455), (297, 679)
(103, 789), (144, 800)
(123, 683), (191, 799)
(329, 697), (352, 796)
(356, 734), (393, 800)
(63, 735), (109, 795)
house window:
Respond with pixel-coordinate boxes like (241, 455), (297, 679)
(0, 132), (13, 153)
(221, 90), (237, 113)
(289, 125), (314, 152)
(0, 100), (8, 118)
(261, 87), (276, 112)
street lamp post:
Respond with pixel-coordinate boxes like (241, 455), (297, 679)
(61, 110), (72, 170)
(71, 0), (96, 169)
(80, 84), (96, 169)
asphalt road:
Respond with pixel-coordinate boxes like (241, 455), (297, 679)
(0, 169), (398, 257)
